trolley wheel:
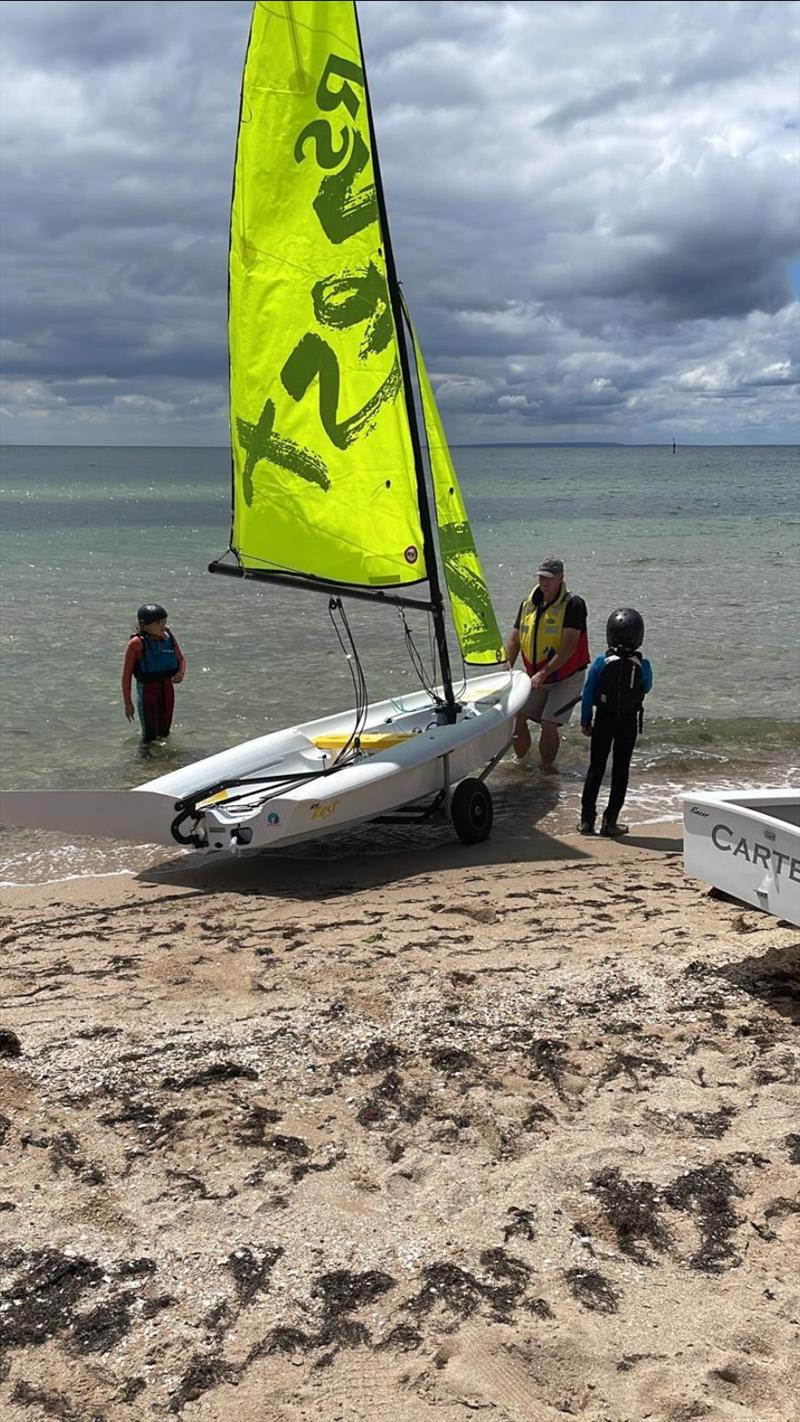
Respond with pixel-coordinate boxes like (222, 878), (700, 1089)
(451, 777), (494, 844)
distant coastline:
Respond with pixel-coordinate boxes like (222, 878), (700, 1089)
(1, 440), (797, 451)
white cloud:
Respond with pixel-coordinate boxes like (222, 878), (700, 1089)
(0, 0), (797, 444)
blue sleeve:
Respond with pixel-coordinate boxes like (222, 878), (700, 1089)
(581, 657), (603, 724)
(641, 658), (653, 694)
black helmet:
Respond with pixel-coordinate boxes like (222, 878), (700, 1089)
(606, 607), (644, 650)
(137, 602), (167, 625)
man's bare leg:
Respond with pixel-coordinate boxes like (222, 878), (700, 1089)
(512, 714), (531, 758)
(539, 720), (560, 769)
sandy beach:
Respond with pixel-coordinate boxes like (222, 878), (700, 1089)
(1, 820), (798, 1421)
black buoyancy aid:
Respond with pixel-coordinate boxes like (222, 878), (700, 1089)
(132, 629), (179, 684)
(597, 650), (645, 722)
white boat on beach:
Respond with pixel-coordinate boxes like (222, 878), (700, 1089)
(682, 788), (800, 926)
(0, 674), (528, 853)
(0, 1), (531, 859)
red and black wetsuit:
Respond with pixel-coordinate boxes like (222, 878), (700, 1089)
(122, 630), (182, 742)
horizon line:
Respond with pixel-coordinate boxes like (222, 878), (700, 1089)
(1, 440), (797, 451)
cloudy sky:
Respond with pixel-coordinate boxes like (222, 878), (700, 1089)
(1, 0), (798, 446)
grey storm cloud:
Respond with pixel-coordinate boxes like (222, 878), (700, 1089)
(0, 0), (797, 446)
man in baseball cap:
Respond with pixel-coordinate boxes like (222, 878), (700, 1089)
(505, 557), (590, 770)
(536, 556), (564, 577)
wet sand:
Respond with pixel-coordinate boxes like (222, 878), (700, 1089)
(1, 822), (798, 1421)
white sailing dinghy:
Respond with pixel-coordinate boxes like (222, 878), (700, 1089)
(1, 0), (530, 857)
(683, 788), (800, 927)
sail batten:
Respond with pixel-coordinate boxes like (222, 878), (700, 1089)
(228, 1), (426, 589)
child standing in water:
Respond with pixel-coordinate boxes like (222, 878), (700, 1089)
(122, 603), (186, 744)
(578, 608), (652, 837)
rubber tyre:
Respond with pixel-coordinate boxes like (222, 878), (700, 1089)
(451, 778), (493, 844)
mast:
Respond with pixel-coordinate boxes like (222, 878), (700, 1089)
(353, 3), (457, 720)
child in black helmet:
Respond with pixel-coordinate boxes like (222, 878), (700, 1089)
(121, 603), (186, 744)
(578, 608), (652, 837)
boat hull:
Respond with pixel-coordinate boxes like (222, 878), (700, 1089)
(683, 788), (800, 925)
(1, 671), (531, 854)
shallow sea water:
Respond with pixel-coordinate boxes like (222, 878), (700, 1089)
(1, 443), (797, 883)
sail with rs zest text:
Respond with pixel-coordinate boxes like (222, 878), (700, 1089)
(228, 0), (426, 589)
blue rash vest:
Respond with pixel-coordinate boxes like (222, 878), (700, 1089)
(581, 651), (653, 725)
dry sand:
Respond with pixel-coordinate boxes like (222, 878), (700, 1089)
(0, 821), (798, 1422)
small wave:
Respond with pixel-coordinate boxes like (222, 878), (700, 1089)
(0, 868), (136, 889)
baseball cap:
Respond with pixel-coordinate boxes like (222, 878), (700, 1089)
(536, 556), (564, 577)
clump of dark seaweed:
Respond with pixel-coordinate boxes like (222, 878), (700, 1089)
(664, 1161), (744, 1272)
(69, 1294), (134, 1354)
(161, 1062), (258, 1091)
(429, 1046), (475, 1074)
(48, 1131), (105, 1186)
(226, 1245), (283, 1307)
(168, 1353), (240, 1414)
(249, 1326), (310, 1358)
(116, 1257), (155, 1280)
(378, 1323), (423, 1352)
(783, 1133), (800, 1164)
(264, 1133), (310, 1160)
(11, 1381), (81, 1420)
(408, 1251), (531, 1324)
(522, 1103), (556, 1130)
(357, 1071), (428, 1129)
(363, 1038), (403, 1071)
(479, 1248), (532, 1318)
(527, 1039), (570, 1099)
(682, 1106), (736, 1139)
(235, 1105), (281, 1147)
(591, 1167), (673, 1264)
(98, 1099), (189, 1147)
(313, 1269), (395, 1314)
(0, 1248), (103, 1351)
(599, 1053), (671, 1089)
(408, 1261), (486, 1320)
(315, 1317), (370, 1350)
(504, 1206), (537, 1242)
(565, 1267), (620, 1314)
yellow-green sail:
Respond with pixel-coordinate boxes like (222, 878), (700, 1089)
(229, 0), (425, 587)
(409, 327), (506, 665)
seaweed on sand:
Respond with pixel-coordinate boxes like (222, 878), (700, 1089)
(565, 1267), (620, 1314)
(664, 1161), (745, 1272)
(591, 1166), (673, 1264)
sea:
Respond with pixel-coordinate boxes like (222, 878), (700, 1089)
(1, 443), (798, 885)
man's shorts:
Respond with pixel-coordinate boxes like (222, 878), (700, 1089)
(521, 666), (586, 727)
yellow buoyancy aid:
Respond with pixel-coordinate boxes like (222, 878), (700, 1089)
(518, 585), (588, 681)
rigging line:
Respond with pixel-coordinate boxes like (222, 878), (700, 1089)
(328, 597), (369, 765)
(397, 606), (438, 702)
